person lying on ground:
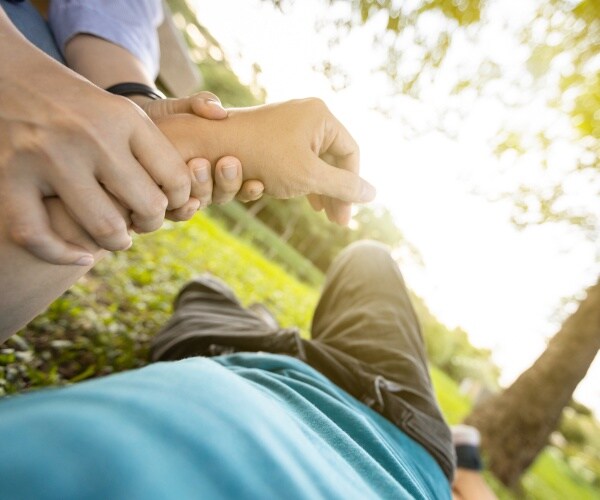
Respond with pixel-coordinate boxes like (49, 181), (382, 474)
(0, 240), (496, 499)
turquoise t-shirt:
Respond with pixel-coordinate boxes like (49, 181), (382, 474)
(0, 353), (450, 499)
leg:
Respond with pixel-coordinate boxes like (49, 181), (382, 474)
(302, 240), (455, 480)
(151, 274), (305, 361)
(311, 239), (431, 395)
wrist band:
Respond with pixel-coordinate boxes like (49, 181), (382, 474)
(451, 425), (483, 471)
(105, 82), (165, 100)
(455, 445), (484, 471)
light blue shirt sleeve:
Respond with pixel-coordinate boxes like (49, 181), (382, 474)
(48, 0), (164, 79)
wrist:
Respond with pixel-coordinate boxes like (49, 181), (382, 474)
(128, 94), (155, 108)
(156, 114), (233, 165)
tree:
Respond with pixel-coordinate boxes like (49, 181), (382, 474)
(316, 0), (600, 487)
(461, 0), (600, 487)
(466, 279), (600, 488)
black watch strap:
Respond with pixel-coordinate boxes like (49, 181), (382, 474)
(105, 82), (165, 100)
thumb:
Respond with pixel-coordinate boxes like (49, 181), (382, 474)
(144, 95), (227, 119)
(310, 158), (376, 203)
(190, 94), (227, 120)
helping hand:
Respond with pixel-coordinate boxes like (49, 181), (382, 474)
(157, 98), (376, 225)
(141, 91), (265, 222)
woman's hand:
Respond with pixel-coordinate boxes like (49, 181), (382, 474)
(157, 98), (376, 225)
(139, 91), (265, 221)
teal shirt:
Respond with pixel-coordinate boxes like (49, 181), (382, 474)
(0, 353), (450, 499)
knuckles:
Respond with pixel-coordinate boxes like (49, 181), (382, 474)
(86, 214), (128, 244)
(9, 222), (48, 249)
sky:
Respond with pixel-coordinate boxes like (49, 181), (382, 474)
(191, 0), (599, 414)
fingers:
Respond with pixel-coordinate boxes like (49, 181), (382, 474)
(307, 194), (324, 212)
(323, 197), (352, 226)
(211, 156), (243, 204)
(313, 112), (367, 224)
(189, 158), (213, 208)
(236, 179), (264, 203)
(186, 156), (264, 215)
(189, 92), (228, 120)
(309, 158), (376, 203)
(4, 186), (94, 265)
(52, 174), (132, 251)
(98, 155), (169, 234)
(166, 198), (201, 222)
(130, 118), (191, 210)
(142, 91), (227, 120)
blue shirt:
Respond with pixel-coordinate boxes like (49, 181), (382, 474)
(48, 0), (163, 78)
(0, 353), (450, 499)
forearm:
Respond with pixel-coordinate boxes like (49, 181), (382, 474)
(0, 199), (113, 343)
(63, 34), (154, 95)
(452, 469), (497, 500)
(0, 7), (63, 81)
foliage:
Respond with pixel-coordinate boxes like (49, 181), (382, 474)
(207, 200), (324, 286)
(493, 0), (600, 239)
(167, 0), (266, 106)
(411, 291), (501, 389)
(265, 0), (482, 100)
(213, 197), (412, 273)
(0, 213), (317, 395)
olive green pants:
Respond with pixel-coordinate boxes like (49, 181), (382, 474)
(151, 240), (455, 480)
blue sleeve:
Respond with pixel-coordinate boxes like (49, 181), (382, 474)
(48, 0), (164, 79)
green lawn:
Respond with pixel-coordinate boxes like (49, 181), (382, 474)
(2, 212), (598, 499)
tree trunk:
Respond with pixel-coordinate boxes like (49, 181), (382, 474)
(465, 277), (600, 489)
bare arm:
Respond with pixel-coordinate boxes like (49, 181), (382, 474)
(63, 34), (265, 213)
(157, 99), (376, 225)
(0, 8), (192, 263)
(452, 469), (497, 500)
(0, 198), (113, 342)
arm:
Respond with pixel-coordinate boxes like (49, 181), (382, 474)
(156, 99), (376, 224)
(62, 34), (264, 212)
(0, 197), (111, 343)
(53, 2), (265, 212)
(0, 7), (191, 263)
(452, 469), (497, 500)
(451, 425), (497, 500)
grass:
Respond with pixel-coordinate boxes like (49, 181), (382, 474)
(1, 211), (598, 499)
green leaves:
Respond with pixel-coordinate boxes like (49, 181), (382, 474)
(0, 213), (318, 394)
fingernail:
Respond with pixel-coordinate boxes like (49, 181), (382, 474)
(74, 255), (94, 266)
(360, 181), (376, 202)
(194, 165), (209, 183)
(222, 164), (238, 180)
(206, 99), (224, 110)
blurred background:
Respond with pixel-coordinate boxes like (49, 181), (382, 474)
(2, 0), (599, 498)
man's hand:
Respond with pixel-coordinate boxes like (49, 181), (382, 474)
(0, 12), (196, 265)
(157, 98), (376, 225)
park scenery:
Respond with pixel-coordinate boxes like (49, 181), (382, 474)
(1, 0), (599, 498)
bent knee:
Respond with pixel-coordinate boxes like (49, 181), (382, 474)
(331, 240), (397, 277)
(342, 239), (392, 261)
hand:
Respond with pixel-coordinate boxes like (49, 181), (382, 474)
(139, 92), (265, 220)
(157, 98), (376, 225)
(168, 155), (265, 221)
(0, 40), (192, 265)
